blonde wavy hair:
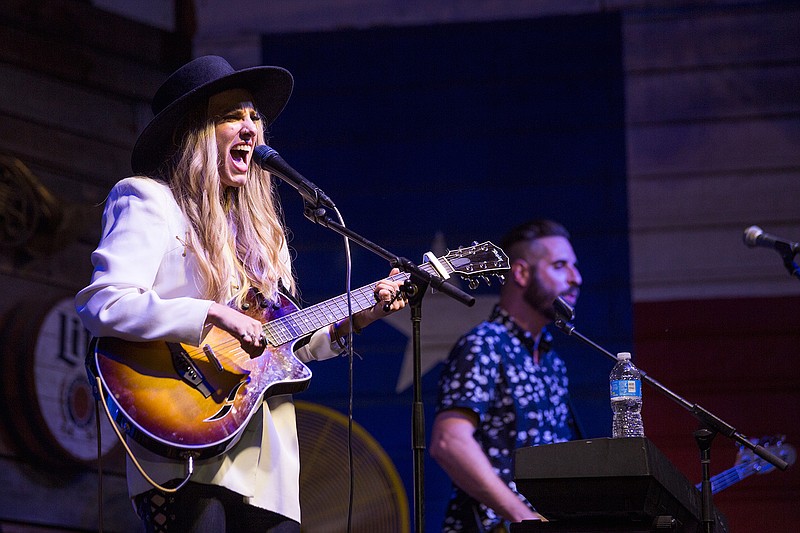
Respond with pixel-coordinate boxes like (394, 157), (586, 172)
(163, 109), (294, 307)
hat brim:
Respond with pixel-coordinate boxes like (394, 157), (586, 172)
(131, 65), (293, 174)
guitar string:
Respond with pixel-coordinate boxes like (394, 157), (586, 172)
(176, 276), (403, 362)
(709, 464), (748, 492)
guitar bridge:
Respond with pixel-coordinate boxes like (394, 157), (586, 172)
(168, 342), (213, 398)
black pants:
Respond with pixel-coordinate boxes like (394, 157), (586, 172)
(134, 482), (300, 533)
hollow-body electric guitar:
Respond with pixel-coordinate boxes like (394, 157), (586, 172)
(88, 242), (509, 460)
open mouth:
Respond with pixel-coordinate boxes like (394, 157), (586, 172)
(561, 290), (579, 305)
(230, 143), (251, 172)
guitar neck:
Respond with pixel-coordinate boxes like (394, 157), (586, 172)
(704, 461), (772, 494)
(263, 263), (439, 345)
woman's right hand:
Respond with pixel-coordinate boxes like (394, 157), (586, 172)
(206, 302), (267, 357)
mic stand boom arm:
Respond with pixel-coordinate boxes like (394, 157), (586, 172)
(553, 315), (790, 469)
(553, 304), (789, 533)
(302, 203), (475, 307)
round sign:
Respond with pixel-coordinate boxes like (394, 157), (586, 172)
(1, 296), (119, 467)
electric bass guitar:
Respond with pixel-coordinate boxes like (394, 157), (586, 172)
(88, 242), (509, 460)
(697, 436), (795, 494)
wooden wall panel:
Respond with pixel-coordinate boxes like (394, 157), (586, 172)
(0, 0), (185, 94)
(0, 63), (141, 149)
(624, 3), (800, 302)
(627, 65), (800, 123)
(0, 1), (189, 530)
(628, 118), (800, 177)
(624, 5), (800, 70)
(0, 114), (134, 187)
(0, 457), (136, 531)
(628, 172), (800, 228)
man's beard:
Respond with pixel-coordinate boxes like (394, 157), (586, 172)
(523, 272), (578, 321)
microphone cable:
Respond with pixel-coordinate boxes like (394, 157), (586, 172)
(330, 205), (358, 533)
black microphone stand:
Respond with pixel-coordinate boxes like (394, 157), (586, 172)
(301, 202), (475, 533)
(777, 245), (800, 280)
(551, 297), (789, 533)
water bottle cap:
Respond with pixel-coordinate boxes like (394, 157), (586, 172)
(616, 352), (631, 361)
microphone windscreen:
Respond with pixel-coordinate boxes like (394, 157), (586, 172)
(743, 225), (763, 247)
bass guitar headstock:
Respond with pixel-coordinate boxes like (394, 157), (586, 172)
(736, 435), (796, 475)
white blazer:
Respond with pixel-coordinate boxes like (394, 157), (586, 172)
(76, 176), (340, 521)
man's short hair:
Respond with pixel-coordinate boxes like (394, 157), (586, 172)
(499, 219), (571, 258)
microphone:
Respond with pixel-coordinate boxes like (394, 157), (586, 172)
(253, 145), (335, 208)
(743, 225), (800, 254)
(553, 296), (575, 321)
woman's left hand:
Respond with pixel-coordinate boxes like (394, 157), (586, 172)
(358, 268), (407, 326)
(373, 268), (406, 311)
(329, 268), (407, 341)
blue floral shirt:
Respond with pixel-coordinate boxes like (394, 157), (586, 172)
(436, 305), (576, 532)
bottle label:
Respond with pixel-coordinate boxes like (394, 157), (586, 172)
(610, 379), (641, 400)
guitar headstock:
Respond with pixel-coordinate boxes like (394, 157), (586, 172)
(736, 435), (796, 474)
(439, 241), (510, 289)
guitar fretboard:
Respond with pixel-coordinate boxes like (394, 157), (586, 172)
(263, 263), (441, 346)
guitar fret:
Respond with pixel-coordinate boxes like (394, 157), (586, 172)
(274, 317), (289, 339)
(419, 263), (436, 277)
(282, 317), (303, 338)
(297, 312), (315, 332)
(329, 297), (348, 316)
(307, 305), (330, 327)
(264, 322), (286, 344)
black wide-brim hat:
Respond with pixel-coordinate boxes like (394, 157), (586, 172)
(131, 55), (293, 174)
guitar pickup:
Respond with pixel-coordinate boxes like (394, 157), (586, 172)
(167, 342), (213, 398)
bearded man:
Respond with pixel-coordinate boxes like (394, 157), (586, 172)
(430, 219), (584, 533)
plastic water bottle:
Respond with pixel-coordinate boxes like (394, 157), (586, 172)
(610, 352), (644, 438)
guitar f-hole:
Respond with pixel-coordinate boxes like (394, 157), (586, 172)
(204, 378), (249, 422)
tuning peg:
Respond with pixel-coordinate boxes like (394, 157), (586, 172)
(468, 278), (480, 290)
(480, 275), (490, 285)
(495, 274), (506, 284)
